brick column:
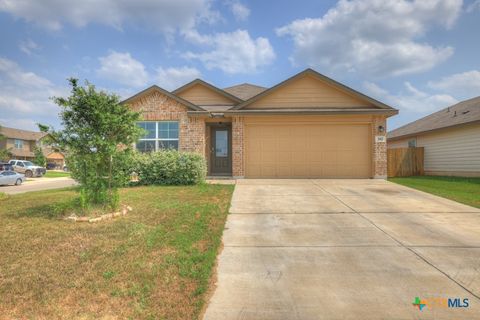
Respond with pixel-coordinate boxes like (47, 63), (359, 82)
(232, 116), (244, 178)
(372, 115), (387, 179)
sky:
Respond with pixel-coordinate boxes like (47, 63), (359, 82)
(0, 0), (479, 132)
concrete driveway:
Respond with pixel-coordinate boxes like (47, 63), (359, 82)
(203, 179), (480, 320)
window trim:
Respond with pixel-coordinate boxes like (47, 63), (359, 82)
(137, 121), (179, 152)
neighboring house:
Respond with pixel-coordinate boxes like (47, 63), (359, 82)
(0, 126), (65, 168)
(388, 96), (480, 177)
(123, 69), (398, 178)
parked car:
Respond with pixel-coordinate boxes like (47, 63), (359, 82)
(8, 160), (46, 178)
(0, 162), (13, 171)
(46, 162), (57, 170)
(0, 171), (25, 185)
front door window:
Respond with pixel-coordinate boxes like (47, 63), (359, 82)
(215, 130), (228, 157)
(210, 126), (231, 176)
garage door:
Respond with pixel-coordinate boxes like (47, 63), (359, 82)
(245, 122), (372, 178)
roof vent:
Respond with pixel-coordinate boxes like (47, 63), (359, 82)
(462, 110), (470, 115)
(447, 107), (450, 112)
(454, 111), (457, 117)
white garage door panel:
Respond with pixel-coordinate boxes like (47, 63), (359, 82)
(245, 123), (372, 178)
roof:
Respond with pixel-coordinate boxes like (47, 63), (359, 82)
(0, 126), (47, 141)
(231, 69), (397, 112)
(173, 79), (244, 104)
(388, 96), (480, 140)
(121, 85), (205, 111)
(223, 83), (267, 100)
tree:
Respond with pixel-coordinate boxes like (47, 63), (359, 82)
(33, 146), (46, 167)
(0, 125), (11, 162)
(49, 79), (143, 210)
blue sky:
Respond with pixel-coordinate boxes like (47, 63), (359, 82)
(0, 0), (479, 131)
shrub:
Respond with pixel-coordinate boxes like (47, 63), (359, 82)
(120, 150), (206, 186)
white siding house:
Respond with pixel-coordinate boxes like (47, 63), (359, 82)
(388, 97), (480, 177)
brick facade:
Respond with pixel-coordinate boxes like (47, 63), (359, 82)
(372, 115), (387, 179)
(128, 90), (388, 179)
(128, 91), (205, 154)
(231, 116), (245, 177)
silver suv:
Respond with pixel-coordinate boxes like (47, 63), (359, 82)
(9, 160), (46, 177)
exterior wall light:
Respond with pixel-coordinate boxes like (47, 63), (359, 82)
(378, 125), (385, 133)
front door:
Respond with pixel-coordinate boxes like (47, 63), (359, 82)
(210, 125), (232, 176)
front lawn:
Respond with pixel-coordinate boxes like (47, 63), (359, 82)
(389, 176), (480, 208)
(0, 184), (234, 319)
(44, 170), (71, 178)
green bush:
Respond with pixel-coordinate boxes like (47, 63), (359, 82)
(120, 150), (206, 186)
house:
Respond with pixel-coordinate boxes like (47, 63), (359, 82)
(123, 69), (398, 178)
(388, 96), (480, 177)
(0, 126), (65, 168)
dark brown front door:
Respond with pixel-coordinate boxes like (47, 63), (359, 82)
(210, 125), (232, 176)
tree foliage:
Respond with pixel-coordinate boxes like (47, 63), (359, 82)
(50, 78), (143, 210)
(0, 125), (11, 162)
(33, 146), (46, 167)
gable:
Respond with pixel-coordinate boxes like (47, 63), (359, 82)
(245, 74), (375, 109)
(128, 90), (189, 120)
(176, 83), (238, 106)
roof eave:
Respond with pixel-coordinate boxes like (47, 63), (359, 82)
(387, 119), (480, 141)
(187, 108), (398, 117)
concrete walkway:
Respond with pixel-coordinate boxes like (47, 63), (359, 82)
(203, 179), (480, 319)
(0, 177), (76, 194)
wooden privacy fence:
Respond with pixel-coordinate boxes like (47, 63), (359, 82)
(387, 147), (424, 177)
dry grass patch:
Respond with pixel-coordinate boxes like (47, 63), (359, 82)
(0, 184), (234, 320)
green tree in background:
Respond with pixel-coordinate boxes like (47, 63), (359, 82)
(0, 125), (12, 162)
(33, 146), (46, 167)
(47, 79), (143, 210)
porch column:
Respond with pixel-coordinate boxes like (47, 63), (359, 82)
(232, 116), (245, 178)
(373, 115), (387, 179)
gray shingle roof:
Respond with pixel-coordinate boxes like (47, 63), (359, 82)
(223, 83), (267, 100)
(388, 96), (480, 140)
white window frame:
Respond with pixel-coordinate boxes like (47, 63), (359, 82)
(137, 121), (179, 152)
(14, 139), (23, 149)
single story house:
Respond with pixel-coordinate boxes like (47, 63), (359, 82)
(123, 69), (398, 179)
(0, 126), (65, 168)
(388, 96), (480, 177)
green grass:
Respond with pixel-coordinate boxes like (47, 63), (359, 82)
(44, 171), (71, 178)
(389, 176), (480, 208)
(0, 184), (234, 319)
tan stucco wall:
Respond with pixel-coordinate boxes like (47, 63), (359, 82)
(388, 123), (480, 177)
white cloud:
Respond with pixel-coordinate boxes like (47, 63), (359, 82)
(184, 30), (275, 74)
(227, 0), (250, 21)
(97, 51), (149, 87)
(364, 81), (458, 113)
(277, 0), (462, 77)
(0, 0), (219, 35)
(0, 57), (66, 130)
(156, 66), (201, 90)
(428, 70), (480, 97)
(19, 39), (40, 55)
